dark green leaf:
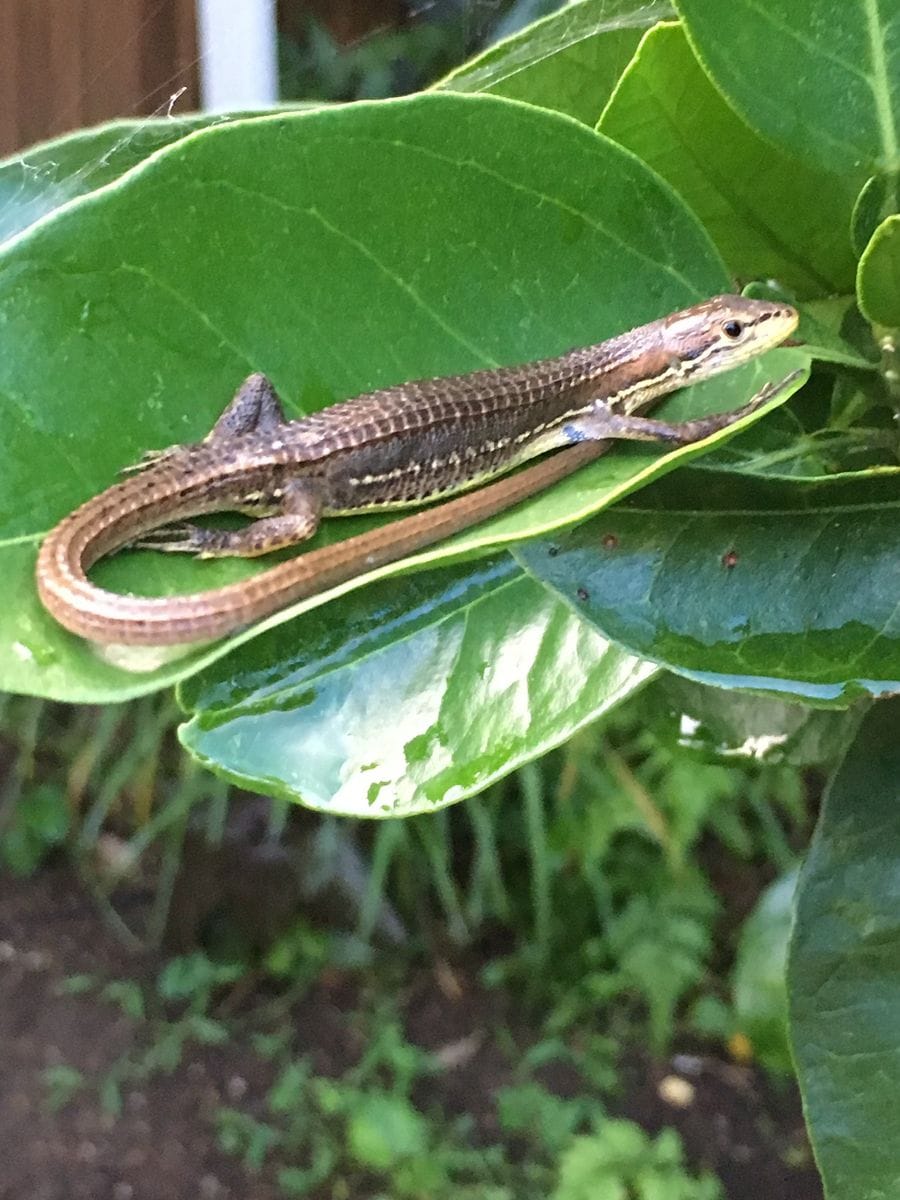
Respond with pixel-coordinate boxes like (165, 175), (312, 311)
(516, 470), (900, 702)
(675, 0), (898, 178)
(0, 781), (70, 875)
(789, 699), (900, 1199)
(662, 676), (855, 766)
(599, 22), (858, 295)
(793, 298), (880, 370)
(742, 284), (879, 371)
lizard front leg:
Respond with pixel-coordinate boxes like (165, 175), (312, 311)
(122, 373), (289, 475)
(564, 377), (788, 446)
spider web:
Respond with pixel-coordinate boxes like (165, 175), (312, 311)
(0, 0), (666, 247)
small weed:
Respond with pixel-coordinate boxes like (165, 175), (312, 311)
(1, 782), (69, 875)
(41, 1064), (85, 1113)
(553, 1119), (723, 1200)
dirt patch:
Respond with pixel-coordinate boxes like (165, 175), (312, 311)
(0, 864), (822, 1200)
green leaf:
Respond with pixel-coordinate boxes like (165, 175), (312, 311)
(516, 469), (900, 702)
(496, 1083), (601, 1155)
(740, 284), (879, 372)
(0, 113), (269, 245)
(100, 979), (146, 1021)
(793, 297), (880, 370)
(733, 868), (797, 1076)
(851, 172), (900, 258)
(599, 22), (858, 295)
(675, 0), (899, 178)
(178, 556), (657, 815)
(858, 213), (900, 327)
(0, 781), (70, 875)
(346, 1091), (429, 1170)
(607, 886), (716, 1051)
(663, 676), (856, 766)
(553, 1120), (723, 1200)
(789, 699), (900, 1200)
(4, 92), (788, 703)
(436, 0), (671, 124)
(156, 952), (242, 1000)
(42, 1065), (85, 1113)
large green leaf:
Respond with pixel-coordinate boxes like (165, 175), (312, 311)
(178, 556), (656, 815)
(599, 22), (858, 295)
(675, 0), (899, 178)
(516, 469), (900, 702)
(858, 214), (900, 327)
(3, 92), (795, 702)
(437, 0), (671, 124)
(789, 699), (900, 1199)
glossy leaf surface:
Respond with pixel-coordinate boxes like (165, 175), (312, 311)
(662, 676), (855, 767)
(0, 113), (268, 244)
(516, 470), (900, 702)
(851, 171), (900, 258)
(733, 868), (797, 1076)
(857, 214), (900, 327)
(790, 699), (900, 1199)
(178, 557), (657, 815)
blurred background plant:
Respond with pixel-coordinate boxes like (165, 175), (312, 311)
(278, 1), (567, 103)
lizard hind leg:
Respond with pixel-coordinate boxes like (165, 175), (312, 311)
(205, 372), (289, 441)
(120, 373), (290, 477)
(135, 479), (323, 559)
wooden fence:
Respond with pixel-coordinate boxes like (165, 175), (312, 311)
(0, 0), (199, 156)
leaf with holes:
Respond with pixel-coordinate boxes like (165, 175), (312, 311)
(177, 556), (657, 816)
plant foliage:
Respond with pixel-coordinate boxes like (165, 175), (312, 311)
(2, 2), (900, 1194)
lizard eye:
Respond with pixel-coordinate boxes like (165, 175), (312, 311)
(722, 319), (744, 339)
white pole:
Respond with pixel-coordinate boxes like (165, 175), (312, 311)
(196, 0), (279, 111)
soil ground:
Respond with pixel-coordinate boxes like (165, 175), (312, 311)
(0, 862), (821, 1200)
